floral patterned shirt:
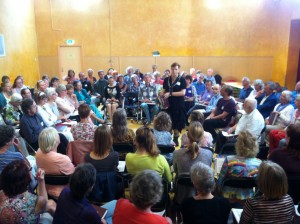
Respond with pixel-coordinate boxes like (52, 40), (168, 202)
(71, 123), (96, 141)
(0, 190), (39, 224)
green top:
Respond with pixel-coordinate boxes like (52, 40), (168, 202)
(125, 153), (172, 182)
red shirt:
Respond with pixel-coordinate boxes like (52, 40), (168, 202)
(113, 199), (169, 224)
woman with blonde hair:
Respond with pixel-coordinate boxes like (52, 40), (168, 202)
(173, 121), (213, 204)
(181, 110), (213, 148)
(84, 125), (119, 173)
(241, 161), (295, 223)
(111, 108), (135, 144)
(125, 126), (172, 182)
(36, 127), (75, 199)
(218, 130), (262, 201)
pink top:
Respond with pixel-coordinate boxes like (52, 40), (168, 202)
(36, 150), (75, 198)
(181, 131), (213, 148)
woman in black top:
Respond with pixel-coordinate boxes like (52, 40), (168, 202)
(181, 162), (231, 224)
(104, 77), (121, 119)
(162, 62), (186, 146)
(84, 125), (119, 172)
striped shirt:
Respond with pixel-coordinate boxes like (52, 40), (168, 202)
(240, 195), (295, 223)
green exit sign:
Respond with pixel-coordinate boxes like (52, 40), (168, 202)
(66, 39), (75, 45)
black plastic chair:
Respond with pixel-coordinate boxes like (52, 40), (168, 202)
(44, 174), (70, 186)
(151, 178), (170, 213)
(221, 176), (257, 191)
(201, 146), (215, 154)
(287, 174), (300, 204)
(157, 144), (175, 154)
(219, 142), (236, 155)
(122, 92), (140, 121)
(113, 143), (135, 161)
(44, 174), (71, 200)
(157, 144), (175, 166)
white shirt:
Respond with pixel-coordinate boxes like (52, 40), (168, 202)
(37, 104), (58, 127)
(56, 96), (75, 118)
(235, 109), (265, 138)
(270, 103), (294, 128)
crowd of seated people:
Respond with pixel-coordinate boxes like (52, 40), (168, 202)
(2, 65), (300, 223)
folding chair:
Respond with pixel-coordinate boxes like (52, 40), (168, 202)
(157, 144), (175, 166)
(44, 174), (71, 201)
(219, 142), (236, 155)
(112, 143), (135, 161)
(122, 92), (140, 122)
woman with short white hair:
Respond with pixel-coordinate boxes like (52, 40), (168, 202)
(36, 127), (75, 199)
(181, 162), (231, 224)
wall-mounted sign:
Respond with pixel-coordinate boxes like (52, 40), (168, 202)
(66, 39), (75, 45)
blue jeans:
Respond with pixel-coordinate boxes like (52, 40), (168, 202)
(140, 103), (159, 122)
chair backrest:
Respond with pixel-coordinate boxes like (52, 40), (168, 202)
(151, 178), (170, 213)
(201, 146), (214, 154)
(113, 143), (135, 160)
(157, 144), (175, 154)
(66, 140), (94, 166)
(44, 174), (70, 186)
(287, 174), (300, 204)
(123, 92), (139, 108)
(221, 176), (257, 189)
(177, 174), (194, 188)
(88, 171), (119, 204)
(174, 174), (195, 205)
(219, 142), (236, 155)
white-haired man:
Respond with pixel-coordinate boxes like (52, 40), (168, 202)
(236, 77), (253, 102)
(215, 98), (265, 153)
(124, 66), (134, 86)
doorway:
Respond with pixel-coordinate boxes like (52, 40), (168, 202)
(58, 46), (82, 81)
(285, 19), (300, 90)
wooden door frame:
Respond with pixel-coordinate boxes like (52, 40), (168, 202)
(58, 45), (83, 78)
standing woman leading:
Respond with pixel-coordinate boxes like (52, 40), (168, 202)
(161, 62), (186, 146)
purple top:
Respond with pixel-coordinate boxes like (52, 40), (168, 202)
(215, 98), (236, 124)
(201, 89), (213, 103)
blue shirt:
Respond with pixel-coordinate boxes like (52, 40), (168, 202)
(192, 82), (206, 96)
(239, 87), (253, 101)
(206, 94), (222, 112)
(0, 150), (24, 173)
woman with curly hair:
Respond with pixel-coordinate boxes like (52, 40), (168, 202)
(218, 130), (262, 201)
(111, 108), (135, 144)
(153, 111), (173, 145)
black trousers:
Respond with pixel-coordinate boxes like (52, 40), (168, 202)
(203, 118), (228, 143)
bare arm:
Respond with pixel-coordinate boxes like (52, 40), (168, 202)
(34, 169), (56, 215)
